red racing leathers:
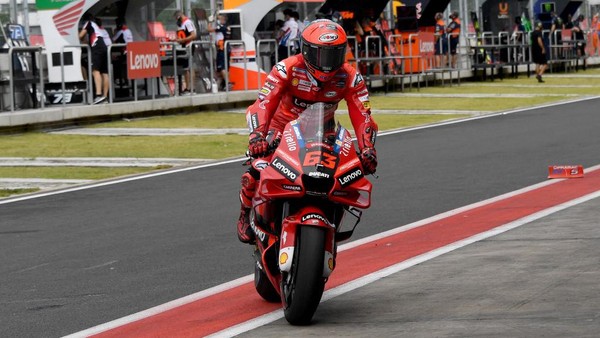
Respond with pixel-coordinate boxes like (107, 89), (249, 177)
(246, 54), (377, 151)
(239, 54), (378, 210)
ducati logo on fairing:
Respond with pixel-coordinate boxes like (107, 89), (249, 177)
(338, 168), (363, 187)
(272, 157), (299, 182)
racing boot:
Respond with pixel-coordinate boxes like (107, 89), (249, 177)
(237, 205), (255, 244)
(237, 170), (258, 244)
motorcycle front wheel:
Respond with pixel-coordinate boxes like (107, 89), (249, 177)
(281, 225), (326, 325)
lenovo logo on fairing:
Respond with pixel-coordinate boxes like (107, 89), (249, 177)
(338, 168), (363, 187)
(272, 157), (299, 182)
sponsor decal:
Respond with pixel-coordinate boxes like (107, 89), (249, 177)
(358, 94), (370, 102)
(250, 114), (259, 130)
(258, 94), (266, 101)
(301, 213), (332, 226)
(352, 72), (364, 87)
(318, 33), (339, 42)
(264, 82), (275, 90)
(291, 78), (299, 86)
(326, 24), (338, 30)
(292, 97), (335, 110)
(279, 252), (289, 265)
(250, 218), (267, 242)
(338, 168), (363, 187)
(335, 81), (346, 88)
(272, 157), (299, 182)
(258, 99), (270, 109)
(340, 134), (353, 156)
(333, 190), (349, 196)
(267, 74), (280, 83)
(325, 91), (338, 98)
(283, 130), (297, 151)
(291, 121), (305, 148)
(298, 79), (312, 87)
(127, 41), (162, 79)
(292, 72), (307, 78)
(282, 184), (302, 191)
(297, 85), (311, 92)
(308, 171), (330, 178)
(255, 160), (269, 170)
(292, 67), (307, 73)
(334, 73), (348, 78)
(357, 88), (369, 95)
(276, 62), (287, 79)
(259, 87), (271, 95)
(420, 40), (435, 54)
(362, 101), (371, 109)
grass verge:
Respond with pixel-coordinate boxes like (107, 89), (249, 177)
(0, 188), (40, 198)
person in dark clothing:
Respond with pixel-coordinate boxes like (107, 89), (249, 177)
(531, 22), (547, 83)
(79, 13), (109, 104)
(214, 14), (231, 90)
(572, 14), (587, 69)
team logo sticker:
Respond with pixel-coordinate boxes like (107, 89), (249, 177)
(318, 33), (339, 43)
(276, 62), (287, 79)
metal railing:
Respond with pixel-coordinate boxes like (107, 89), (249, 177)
(223, 40), (248, 92)
(189, 40), (215, 94)
(8, 46), (45, 112)
(255, 39), (277, 88)
(59, 45), (91, 106)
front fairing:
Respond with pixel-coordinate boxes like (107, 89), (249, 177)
(258, 103), (371, 208)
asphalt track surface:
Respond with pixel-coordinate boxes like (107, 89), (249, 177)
(1, 97), (600, 337)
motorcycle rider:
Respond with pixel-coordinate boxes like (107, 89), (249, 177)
(237, 19), (378, 244)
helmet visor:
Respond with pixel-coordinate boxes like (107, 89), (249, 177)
(302, 42), (346, 72)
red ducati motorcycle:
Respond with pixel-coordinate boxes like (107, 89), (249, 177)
(247, 103), (373, 325)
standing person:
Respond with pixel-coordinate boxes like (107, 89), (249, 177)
(79, 13), (109, 104)
(276, 8), (299, 61)
(572, 14), (587, 69)
(112, 17), (133, 45)
(531, 22), (547, 83)
(446, 11), (461, 68)
(209, 14), (231, 91)
(236, 20), (378, 244)
(112, 17), (133, 85)
(434, 12), (446, 68)
(592, 13), (599, 56)
(292, 11), (304, 52)
(174, 10), (198, 94)
(550, 11), (563, 58)
(95, 18), (112, 48)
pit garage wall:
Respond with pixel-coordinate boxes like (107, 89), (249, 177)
(37, 0), (177, 83)
(223, 0), (283, 89)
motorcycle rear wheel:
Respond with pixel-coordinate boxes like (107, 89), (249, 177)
(254, 262), (280, 302)
(281, 226), (326, 325)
